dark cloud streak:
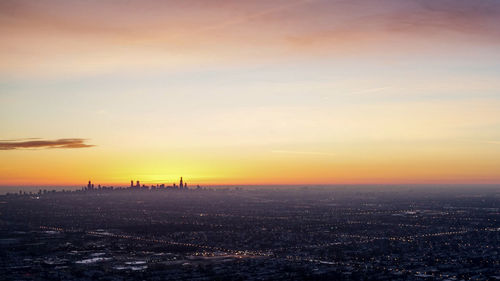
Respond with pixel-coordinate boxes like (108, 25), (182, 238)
(0, 138), (95, 150)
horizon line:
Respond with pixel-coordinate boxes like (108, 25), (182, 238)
(1, 183), (499, 188)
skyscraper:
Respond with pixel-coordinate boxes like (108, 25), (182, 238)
(130, 180), (133, 188)
(179, 177), (183, 188)
(136, 180), (140, 188)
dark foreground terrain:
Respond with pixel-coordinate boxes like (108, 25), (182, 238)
(1, 186), (499, 280)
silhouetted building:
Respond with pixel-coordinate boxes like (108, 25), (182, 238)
(87, 180), (92, 190)
(180, 177), (183, 188)
(130, 180), (133, 188)
(136, 180), (140, 188)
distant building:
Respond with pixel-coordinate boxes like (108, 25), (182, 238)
(180, 177), (183, 188)
(130, 180), (133, 188)
(136, 180), (140, 188)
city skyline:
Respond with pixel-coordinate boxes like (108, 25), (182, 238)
(1, 0), (500, 186)
(1, 2), (500, 279)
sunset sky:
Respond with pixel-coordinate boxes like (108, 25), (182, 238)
(1, 0), (500, 186)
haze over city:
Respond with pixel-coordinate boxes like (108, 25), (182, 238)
(1, 2), (500, 280)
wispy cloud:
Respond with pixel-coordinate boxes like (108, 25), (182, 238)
(482, 140), (500, 145)
(271, 150), (335, 156)
(198, 0), (316, 32)
(0, 138), (95, 150)
(349, 86), (392, 94)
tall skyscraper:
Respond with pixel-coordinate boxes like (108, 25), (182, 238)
(130, 180), (133, 188)
(180, 177), (183, 188)
(136, 180), (140, 188)
(87, 180), (92, 190)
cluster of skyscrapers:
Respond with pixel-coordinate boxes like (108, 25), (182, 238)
(84, 177), (189, 191)
(127, 177), (188, 190)
(85, 180), (113, 191)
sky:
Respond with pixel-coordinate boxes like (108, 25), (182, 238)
(1, 0), (500, 186)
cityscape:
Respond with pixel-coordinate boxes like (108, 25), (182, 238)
(1, 184), (500, 280)
(2, 0), (500, 280)
(84, 177), (194, 192)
